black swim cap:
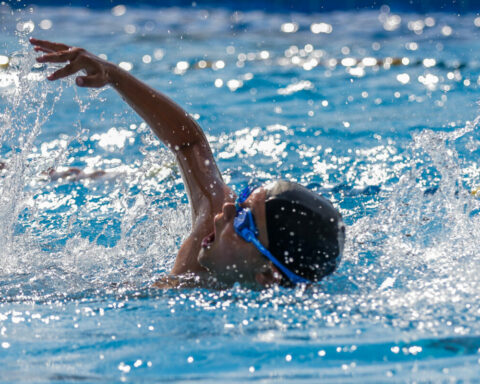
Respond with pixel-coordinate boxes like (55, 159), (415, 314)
(264, 180), (345, 284)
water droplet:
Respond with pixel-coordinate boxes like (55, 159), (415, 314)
(112, 5), (126, 16)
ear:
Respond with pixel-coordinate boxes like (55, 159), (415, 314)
(255, 263), (283, 287)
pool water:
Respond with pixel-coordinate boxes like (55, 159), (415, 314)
(1, 3), (480, 382)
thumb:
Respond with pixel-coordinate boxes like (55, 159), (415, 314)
(76, 75), (105, 88)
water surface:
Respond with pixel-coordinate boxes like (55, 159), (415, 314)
(1, 4), (480, 382)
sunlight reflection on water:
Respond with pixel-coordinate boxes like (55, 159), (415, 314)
(1, 3), (480, 381)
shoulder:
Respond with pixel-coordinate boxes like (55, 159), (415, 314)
(152, 272), (219, 289)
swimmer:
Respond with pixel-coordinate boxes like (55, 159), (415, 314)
(30, 38), (345, 289)
(44, 167), (106, 182)
(0, 160), (106, 181)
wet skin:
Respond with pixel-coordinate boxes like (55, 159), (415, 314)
(197, 186), (283, 287)
(30, 38), (282, 288)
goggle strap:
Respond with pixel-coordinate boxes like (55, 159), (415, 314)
(249, 236), (310, 284)
(235, 185), (310, 285)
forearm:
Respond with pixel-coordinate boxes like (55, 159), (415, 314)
(106, 64), (205, 152)
(106, 63), (226, 217)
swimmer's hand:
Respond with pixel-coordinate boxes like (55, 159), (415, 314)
(30, 38), (112, 88)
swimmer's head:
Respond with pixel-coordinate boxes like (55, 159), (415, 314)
(197, 180), (345, 288)
(263, 180), (345, 285)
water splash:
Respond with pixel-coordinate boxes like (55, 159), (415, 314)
(0, 6), (479, 325)
(0, 35), (189, 301)
(0, 39), (60, 265)
(335, 116), (480, 333)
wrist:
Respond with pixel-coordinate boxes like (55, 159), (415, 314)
(105, 62), (120, 86)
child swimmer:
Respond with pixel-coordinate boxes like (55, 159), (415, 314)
(30, 38), (345, 289)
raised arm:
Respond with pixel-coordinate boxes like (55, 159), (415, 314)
(30, 38), (231, 223)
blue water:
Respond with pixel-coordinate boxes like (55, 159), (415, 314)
(1, 3), (480, 382)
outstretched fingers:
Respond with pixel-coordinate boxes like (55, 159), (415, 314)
(29, 38), (70, 52)
(30, 39), (108, 88)
(36, 48), (81, 64)
(33, 46), (57, 54)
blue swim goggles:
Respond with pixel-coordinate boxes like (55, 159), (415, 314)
(234, 186), (310, 285)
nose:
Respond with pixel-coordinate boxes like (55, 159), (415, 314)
(222, 202), (237, 221)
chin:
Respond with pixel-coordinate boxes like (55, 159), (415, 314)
(197, 247), (213, 270)
(197, 247), (207, 265)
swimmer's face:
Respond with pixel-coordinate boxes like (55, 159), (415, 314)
(198, 187), (281, 287)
